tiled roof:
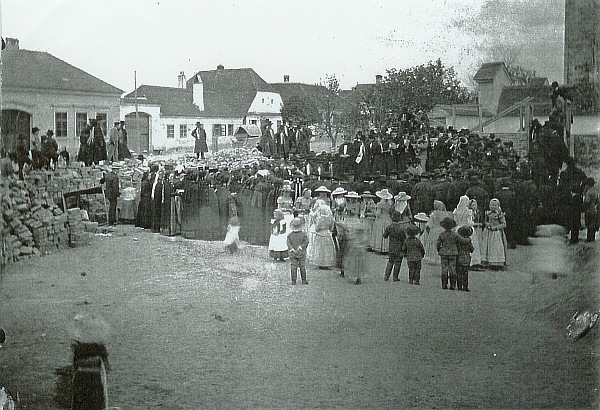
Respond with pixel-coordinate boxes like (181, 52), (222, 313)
(339, 83), (377, 108)
(270, 82), (330, 102)
(186, 67), (275, 117)
(1, 48), (123, 94)
(122, 85), (201, 117)
(473, 62), (507, 82)
(496, 85), (552, 114)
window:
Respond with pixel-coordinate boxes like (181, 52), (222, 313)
(262, 98), (265, 103)
(55, 112), (68, 137)
(250, 119), (257, 125)
(76, 112), (87, 137)
(271, 99), (273, 104)
(95, 113), (107, 136)
(180, 124), (187, 138)
(167, 124), (175, 138)
(227, 124), (234, 136)
(221, 124), (226, 136)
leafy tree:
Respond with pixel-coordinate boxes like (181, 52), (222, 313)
(379, 59), (475, 125)
(280, 95), (320, 126)
(316, 74), (343, 147)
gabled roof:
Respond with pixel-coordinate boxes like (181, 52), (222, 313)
(122, 85), (201, 117)
(1, 48), (123, 95)
(339, 83), (377, 108)
(473, 62), (509, 82)
(186, 67), (276, 117)
(270, 82), (330, 102)
(496, 85), (552, 114)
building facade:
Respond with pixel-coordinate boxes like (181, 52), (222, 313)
(0, 38), (123, 154)
(121, 65), (283, 154)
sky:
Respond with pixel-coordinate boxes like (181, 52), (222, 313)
(1, 0), (565, 94)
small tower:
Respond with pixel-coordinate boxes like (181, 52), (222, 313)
(177, 71), (186, 89)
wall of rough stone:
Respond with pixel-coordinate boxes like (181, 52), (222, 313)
(574, 135), (600, 167)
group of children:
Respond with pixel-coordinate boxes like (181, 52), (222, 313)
(284, 209), (475, 292)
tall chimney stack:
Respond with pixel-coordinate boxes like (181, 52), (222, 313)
(5, 38), (19, 50)
(375, 74), (382, 84)
(177, 71), (186, 88)
(284, 75), (290, 83)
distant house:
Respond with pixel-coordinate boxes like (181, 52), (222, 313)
(0, 38), (123, 154)
(121, 65), (283, 154)
(435, 62), (599, 137)
(270, 78), (331, 124)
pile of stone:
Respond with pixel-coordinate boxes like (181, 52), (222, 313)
(0, 178), (91, 266)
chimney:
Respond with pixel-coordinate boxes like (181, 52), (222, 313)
(177, 71), (186, 88)
(217, 64), (224, 70)
(193, 74), (204, 111)
(375, 74), (382, 84)
(284, 75), (290, 83)
(5, 38), (19, 50)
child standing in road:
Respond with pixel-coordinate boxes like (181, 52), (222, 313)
(456, 225), (475, 291)
(382, 210), (407, 281)
(287, 217), (309, 285)
(402, 224), (425, 285)
(436, 217), (460, 290)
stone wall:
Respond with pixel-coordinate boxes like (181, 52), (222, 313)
(574, 134), (600, 167)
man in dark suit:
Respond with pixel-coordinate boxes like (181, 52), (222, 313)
(337, 135), (356, 179)
(101, 165), (120, 226)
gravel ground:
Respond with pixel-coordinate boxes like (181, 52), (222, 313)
(0, 225), (599, 409)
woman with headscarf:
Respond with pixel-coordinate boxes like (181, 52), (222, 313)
(421, 200), (453, 265)
(370, 188), (394, 253)
(481, 198), (507, 270)
(307, 199), (336, 269)
(468, 199), (484, 270)
(454, 195), (482, 270)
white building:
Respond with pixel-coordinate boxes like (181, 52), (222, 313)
(120, 65), (283, 154)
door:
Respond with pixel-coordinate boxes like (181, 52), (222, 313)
(1, 109), (31, 153)
(124, 112), (150, 154)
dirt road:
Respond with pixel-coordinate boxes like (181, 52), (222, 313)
(0, 226), (598, 409)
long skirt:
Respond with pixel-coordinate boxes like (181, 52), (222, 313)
(135, 196), (153, 229)
(422, 226), (444, 265)
(370, 213), (392, 252)
(470, 227), (483, 266)
(308, 230), (336, 267)
(481, 228), (507, 266)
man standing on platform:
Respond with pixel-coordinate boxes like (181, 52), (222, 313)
(192, 121), (208, 159)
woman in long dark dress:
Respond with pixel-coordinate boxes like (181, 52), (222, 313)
(135, 171), (153, 229)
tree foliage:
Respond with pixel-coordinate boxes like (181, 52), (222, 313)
(316, 74), (343, 146)
(280, 95), (321, 126)
(350, 59), (475, 129)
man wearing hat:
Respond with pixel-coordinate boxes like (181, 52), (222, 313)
(192, 121), (208, 159)
(100, 165), (120, 226)
(41, 129), (58, 170)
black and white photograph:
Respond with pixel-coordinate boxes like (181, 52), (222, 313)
(0, 0), (599, 408)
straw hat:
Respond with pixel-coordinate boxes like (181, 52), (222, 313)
(331, 187), (347, 196)
(376, 188), (393, 200)
(413, 212), (429, 222)
(361, 191), (375, 198)
(315, 185), (331, 193)
(395, 191), (411, 201)
(345, 191), (361, 199)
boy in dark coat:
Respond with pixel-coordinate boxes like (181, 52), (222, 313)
(456, 226), (475, 291)
(382, 210), (407, 281)
(402, 224), (425, 285)
(287, 217), (309, 285)
(436, 217), (469, 290)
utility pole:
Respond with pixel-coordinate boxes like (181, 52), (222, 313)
(134, 71), (140, 153)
